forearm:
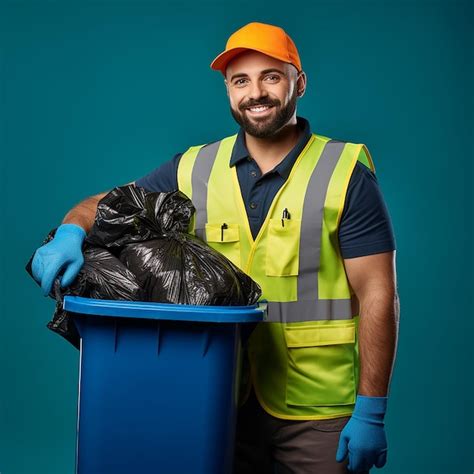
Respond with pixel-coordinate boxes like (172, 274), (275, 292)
(357, 289), (400, 397)
(62, 193), (107, 234)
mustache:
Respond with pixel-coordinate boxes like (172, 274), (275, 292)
(239, 98), (280, 111)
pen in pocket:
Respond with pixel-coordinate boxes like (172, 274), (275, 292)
(221, 223), (228, 241)
(281, 208), (291, 227)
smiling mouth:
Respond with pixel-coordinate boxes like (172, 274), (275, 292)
(245, 105), (274, 115)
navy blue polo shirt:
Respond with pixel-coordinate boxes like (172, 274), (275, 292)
(135, 117), (396, 259)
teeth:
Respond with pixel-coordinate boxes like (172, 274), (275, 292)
(249, 106), (270, 112)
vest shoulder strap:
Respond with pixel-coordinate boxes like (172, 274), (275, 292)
(177, 144), (205, 200)
(313, 133), (374, 173)
(357, 144), (375, 173)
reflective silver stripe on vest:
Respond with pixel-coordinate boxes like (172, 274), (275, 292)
(267, 140), (355, 322)
(190, 138), (356, 323)
(191, 140), (222, 240)
(267, 298), (353, 322)
(298, 140), (345, 300)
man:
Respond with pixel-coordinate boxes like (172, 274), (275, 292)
(32, 22), (399, 474)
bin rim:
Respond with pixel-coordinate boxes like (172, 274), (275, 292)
(63, 296), (266, 323)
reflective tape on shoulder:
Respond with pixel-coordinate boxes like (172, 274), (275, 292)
(191, 140), (221, 240)
(298, 140), (346, 301)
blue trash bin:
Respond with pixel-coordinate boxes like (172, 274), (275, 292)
(63, 295), (265, 474)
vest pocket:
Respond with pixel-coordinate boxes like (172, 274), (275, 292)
(204, 223), (241, 268)
(265, 218), (301, 276)
(284, 322), (357, 406)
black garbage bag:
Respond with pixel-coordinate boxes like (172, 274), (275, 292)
(87, 185), (262, 306)
(26, 185), (261, 347)
(25, 228), (146, 349)
(86, 185), (192, 248)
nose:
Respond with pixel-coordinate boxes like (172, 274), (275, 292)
(247, 81), (268, 101)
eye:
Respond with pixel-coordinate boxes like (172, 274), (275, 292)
(234, 78), (248, 87)
(264, 74), (280, 82)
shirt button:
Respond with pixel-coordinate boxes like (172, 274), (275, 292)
(250, 202), (257, 209)
(250, 170), (257, 178)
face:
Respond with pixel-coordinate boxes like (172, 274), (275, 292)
(224, 51), (306, 139)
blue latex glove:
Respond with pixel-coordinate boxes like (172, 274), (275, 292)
(32, 223), (86, 296)
(336, 395), (388, 472)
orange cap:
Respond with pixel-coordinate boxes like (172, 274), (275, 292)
(210, 22), (302, 75)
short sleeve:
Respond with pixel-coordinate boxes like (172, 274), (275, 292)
(134, 153), (183, 192)
(338, 161), (396, 259)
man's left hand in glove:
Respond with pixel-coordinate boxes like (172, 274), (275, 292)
(336, 394), (388, 472)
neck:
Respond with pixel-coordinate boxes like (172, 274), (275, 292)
(244, 116), (301, 174)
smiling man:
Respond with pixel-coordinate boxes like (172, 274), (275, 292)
(226, 54), (302, 140)
(31, 21), (399, 474)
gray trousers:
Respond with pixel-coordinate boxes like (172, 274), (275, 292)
(233, 388), (367, 474)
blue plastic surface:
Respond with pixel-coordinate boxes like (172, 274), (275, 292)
(65, 296), (265, 474)
(64, 295), (265, 323)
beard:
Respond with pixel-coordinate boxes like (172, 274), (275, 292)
(230, 87), (298, 139)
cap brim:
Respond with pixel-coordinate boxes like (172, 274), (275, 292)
(210, 48), (253, 73)
(210, 46), (292, 74)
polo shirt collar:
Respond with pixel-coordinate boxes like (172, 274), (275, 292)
(229, 116), (312, 180)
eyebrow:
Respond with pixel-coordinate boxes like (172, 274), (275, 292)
(229, 68), (287, 82)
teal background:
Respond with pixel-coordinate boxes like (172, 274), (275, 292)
(1, 1), (472, 473)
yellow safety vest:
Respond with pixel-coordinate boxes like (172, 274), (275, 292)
(177, 132), (375, 420)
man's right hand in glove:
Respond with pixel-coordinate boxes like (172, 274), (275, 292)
(32, 223), (87, 296)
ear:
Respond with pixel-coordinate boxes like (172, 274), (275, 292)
(224, 78), (229, 97)
(296, 71), (307, 98)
